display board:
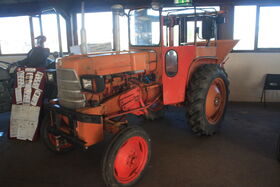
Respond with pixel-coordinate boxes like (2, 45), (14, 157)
(9, 67), (46, 141)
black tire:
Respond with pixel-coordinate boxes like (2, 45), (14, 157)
(40, 113), (74, 153)
(102, 126), (151, 187)
(186, 64), (229, 136)
(277, 134), (280, 162)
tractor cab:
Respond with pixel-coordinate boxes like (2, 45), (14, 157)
(129, 7), (220, 47)
(128, 6), (237, 105)
(162, 7), (221, 46)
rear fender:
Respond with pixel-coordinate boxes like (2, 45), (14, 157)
(187, 57), (218, 81)
(185, 57), (219, 96)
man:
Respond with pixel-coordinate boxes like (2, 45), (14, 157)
(17, 35), (50, 68)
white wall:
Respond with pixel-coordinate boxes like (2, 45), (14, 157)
(225, 53), (280, 102)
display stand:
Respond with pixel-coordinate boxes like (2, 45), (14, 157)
(9, 67), (46, 141)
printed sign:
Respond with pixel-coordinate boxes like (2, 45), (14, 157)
(15, 87), (22, 104)
(10, 105), (40, 141)
(31, 89), (42, 106)
(25, 72), (34, 88)
(17, 71), (25, 88)
(32, 71), (44, 89)
(23, 86), (32, 104)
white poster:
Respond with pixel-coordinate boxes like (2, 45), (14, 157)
(10, 68), (44, 141)
(10, 105), (40, 140)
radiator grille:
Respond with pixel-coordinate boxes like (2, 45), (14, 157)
(56, 68), (86, 109)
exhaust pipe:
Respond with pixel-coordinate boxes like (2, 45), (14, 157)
(111, 4), (124, 52)
(80, 1), (88, 54)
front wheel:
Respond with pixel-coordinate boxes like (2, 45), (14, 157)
(40, 113), (74, 153)
(102, 126), (151, 186)
(186, 64), (229, 136)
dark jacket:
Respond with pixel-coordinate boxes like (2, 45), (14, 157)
(17, 47), (50, 68)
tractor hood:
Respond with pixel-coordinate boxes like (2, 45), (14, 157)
(57, 50), (157, 76)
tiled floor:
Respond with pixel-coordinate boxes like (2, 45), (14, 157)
(0, 102), (280, 187)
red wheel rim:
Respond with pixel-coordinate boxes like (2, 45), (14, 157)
(205, 78), (226, 124)
(114, 136), (149, 184)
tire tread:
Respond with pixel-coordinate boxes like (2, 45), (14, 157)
(186, 64), (229, 136)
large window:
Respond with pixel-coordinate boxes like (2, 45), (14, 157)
(0, 16), (32, 54)
(234, 5), (280, 51)
(234, 6), (257, 50)
(77, 11), (129, 51)
(41, 14), (68, 52)
(77, 12), (113, 48)
(258, 6), (280, 48)
(0, 13), (68, 55)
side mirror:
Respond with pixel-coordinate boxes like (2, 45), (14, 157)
(202, 17), (215, 40)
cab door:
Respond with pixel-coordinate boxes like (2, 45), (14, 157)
(162, 46), (196, 105)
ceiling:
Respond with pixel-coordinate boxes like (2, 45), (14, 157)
(0, 0), (279, 17)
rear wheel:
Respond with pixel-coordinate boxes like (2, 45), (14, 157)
(40, 113), (74, 153)
(102, 126), (151, 186)
(186, 64), (229, 136)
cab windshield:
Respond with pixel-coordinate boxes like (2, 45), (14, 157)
(129, 8), (160, 46)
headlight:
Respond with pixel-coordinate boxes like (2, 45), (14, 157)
(47, 72), (54, 82)
(80, 75), (105, 93)
(81, 78), (93, 90)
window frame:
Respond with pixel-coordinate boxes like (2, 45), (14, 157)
(233, 4), (280, 53)
(0, 16), (33, 55)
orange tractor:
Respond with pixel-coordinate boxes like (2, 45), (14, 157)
(41, 4), (237, 187)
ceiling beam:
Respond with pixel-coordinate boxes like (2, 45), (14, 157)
(1, 0), (280, 17)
